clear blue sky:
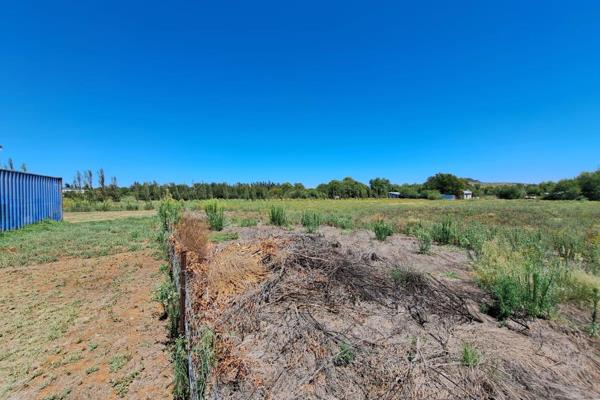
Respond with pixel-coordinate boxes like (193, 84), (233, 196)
(1, 1), (599, 187)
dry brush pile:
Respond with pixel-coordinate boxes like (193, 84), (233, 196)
(170, 223), (600, 400)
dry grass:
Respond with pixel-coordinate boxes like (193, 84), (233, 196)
(204, 243), (267, 303)
(175, 213), (209, 259)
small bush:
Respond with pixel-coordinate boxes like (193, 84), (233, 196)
(416, 229), (432, 254)
(204, 202), (225, 231)
(373, 220), (394, 241)
(476, 240), (565, 319)
(461, 343), (480, 367)
(158, 196), (183, 234)
(153, 277), (180, 337)
(125, 201), (139, 211)
(269, 206), (287, 226)
(334, 342), (355, 366)
(144, 201), (154, 210)
(430, 217), (458, 245)
(301, 211), (322, 233)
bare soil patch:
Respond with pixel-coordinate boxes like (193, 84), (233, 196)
(0, 250), (171, 400)
(182, 226), (600, 400)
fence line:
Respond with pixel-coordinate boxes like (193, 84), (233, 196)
(0, 169), (63, 231)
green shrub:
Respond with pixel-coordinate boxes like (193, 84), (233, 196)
(416, 229), (432, 254)
(301, 211), (322, 233)
(269, 206), (287, 226)
(144, 201), (154, 210)
(430, 217), (458, 245)
(334, 342), (355, 366)
(373, 220), (394, 241)
(204, 201), (225, 231)
(158, 196), (183, 234)
(125, 201), (139, 211)
(461, 343), (480, 367)
(153, 277), (180, 337)
(551, 231), (584, 261)
(476, 240), (565, 319)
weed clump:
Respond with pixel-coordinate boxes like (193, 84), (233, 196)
(461, 343), (480, 367)
(476, 239), (565, 319)
(194, 326), (216, 397)
(334, 342), (355, 366)
(301, 211), (322, 233)
(416, 229), (432, 254)
(373, 220), (393, 241)
(204, 201), (225, 231)
(172, 336), (190, 400)
(269, 206), (287, 226)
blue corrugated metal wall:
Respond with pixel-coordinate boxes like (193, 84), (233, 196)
(0, 169), (63, 231)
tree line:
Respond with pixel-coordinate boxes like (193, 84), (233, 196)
(63, 168), (600, 202)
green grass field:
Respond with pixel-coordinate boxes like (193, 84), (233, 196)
(0, 217), (158, 268)
(188, 198), (600, 234)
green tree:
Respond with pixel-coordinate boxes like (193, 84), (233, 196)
(577, 169), (600, 200)
(424, 173), (465, 196)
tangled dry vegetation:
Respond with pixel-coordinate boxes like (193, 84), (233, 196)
(174, 224), (600, 400)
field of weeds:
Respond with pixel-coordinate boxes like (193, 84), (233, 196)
(161, 198), (600, 400)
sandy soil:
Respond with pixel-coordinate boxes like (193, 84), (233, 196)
(0, 250), (171, 400)
(63, 210), (156, 223)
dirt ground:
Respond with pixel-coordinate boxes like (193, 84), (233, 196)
(0, 250), (171, 400)
(63, 210), (156, 223)
(182, 225), (600, 400)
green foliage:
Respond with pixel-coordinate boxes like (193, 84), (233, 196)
(0, 217), (157, 268)
(194, 326), (216, 397)
(143, 201), (155, 210)
(204, 201), (225, 231)
(416, 229), (432, 254)
(239, 218), (258, 227)
(424, 173), (466, 196)
(172, 336), (189, 400)
(209, 232), (239, 243)
(373, 220), (394, 241)
(496, 185), (526, 199)
(158, 196), (183, 234)
(334, 342), (355, 366)
(461, 343), (480, 367)
(430, 218), (458, 245)
(476, 240), (565, 319)
(323, 214), (354, 230)
(269, 206), (287, 226)
(153, 276), (180, 337)
(301, 211), (322, 233)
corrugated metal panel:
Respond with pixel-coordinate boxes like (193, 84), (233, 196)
(0, 169), (63, 231)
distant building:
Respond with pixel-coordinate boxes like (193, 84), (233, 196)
(441, 194), (456, 200)
(462, 190), (473, 200)
(388, 192), (401, 199)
